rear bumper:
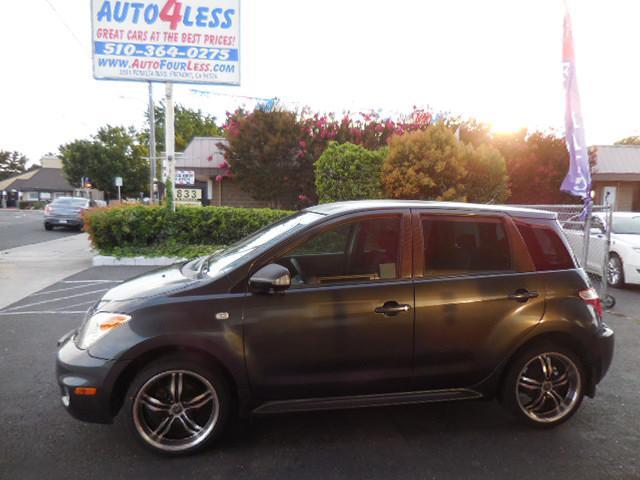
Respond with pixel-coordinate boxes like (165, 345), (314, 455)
(56, 330), (121, 424)
(45, 216), (83, 227)
(592, 324), (614, 387)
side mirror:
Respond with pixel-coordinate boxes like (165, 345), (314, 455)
(590, 227), (604, 235)
(249, 264), (291, 293)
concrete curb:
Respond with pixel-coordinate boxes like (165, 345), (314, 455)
(92, 255), (186, 266)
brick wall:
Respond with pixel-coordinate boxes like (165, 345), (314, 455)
(213, 178), (271, 208)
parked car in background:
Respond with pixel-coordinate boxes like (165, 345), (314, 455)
(44, 197), (93, 231)
(56, 200), (614, 456)
(564, 212), (640, 287)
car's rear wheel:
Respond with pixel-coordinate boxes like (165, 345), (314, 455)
(501, 344), (585, 427)
(124, 356), (231, 456)
(607, 254), (625, 288)
(44, 223), (53, 231)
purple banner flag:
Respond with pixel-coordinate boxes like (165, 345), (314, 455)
(561, 5), (591, 199)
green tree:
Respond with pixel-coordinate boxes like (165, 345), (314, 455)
(465, 143), (510, 203)
(382, 124), (468, 201)
(59, 126), (148, 199)
(143, 103), (223, 152)
(315, 142), (386, 203)
(495, 131), (577, 205)
(221, 109), (309, 209)
(0, 150), (29, 180)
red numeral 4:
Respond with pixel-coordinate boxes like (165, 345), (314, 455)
(160, 0), (183, 30)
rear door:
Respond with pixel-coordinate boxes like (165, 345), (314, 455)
(411, 210), (546, 390)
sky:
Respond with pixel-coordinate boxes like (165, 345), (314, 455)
(2, 0), (639, 165)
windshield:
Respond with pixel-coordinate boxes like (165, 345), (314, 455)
(204, 211), (324, 277)
(612, 215), (640, 235)
(53, 198), (88, 207)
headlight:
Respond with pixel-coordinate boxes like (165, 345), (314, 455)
(76, 312), (131, 349)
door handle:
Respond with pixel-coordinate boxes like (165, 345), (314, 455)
(375, 301), (411, 316)
(508, 289), (539, 303)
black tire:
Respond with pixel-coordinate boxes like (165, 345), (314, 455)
(500, 343), (585, 428)
(123, 355), (232, 456)
(607, 254), (625, 288)
(44, 223), (53, 231)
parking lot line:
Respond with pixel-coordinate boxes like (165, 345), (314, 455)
(0, 310), (86, 315)
(30, 282), (118, 296)
(2, 288), (110, 312)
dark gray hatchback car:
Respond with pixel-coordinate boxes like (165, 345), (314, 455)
(56, 200), (614, 455)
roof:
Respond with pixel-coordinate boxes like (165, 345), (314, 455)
(0, 169), (39, 191)
(177, 136), (228, 169)
(592, 145), (640, 181)
(0, 168), (75, 192)
(307, 200), (556, 219)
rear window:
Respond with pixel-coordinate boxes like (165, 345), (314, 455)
(516, 222), (575, 271)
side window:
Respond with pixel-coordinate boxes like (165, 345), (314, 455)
(422, 216), (512, 276)
(278, 216), (401, 286)
(516, 221), (575, 271)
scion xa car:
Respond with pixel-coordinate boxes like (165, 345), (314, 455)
(56, 201), (614, 455)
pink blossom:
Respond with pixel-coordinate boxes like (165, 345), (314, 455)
(215, 175), (223, 183)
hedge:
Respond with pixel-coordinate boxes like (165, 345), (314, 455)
(84, 205), (293, 254)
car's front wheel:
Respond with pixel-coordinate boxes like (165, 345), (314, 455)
(44, 223), (53, 231)
(124, 356), (231, 456)
(501, 344), (585, 427)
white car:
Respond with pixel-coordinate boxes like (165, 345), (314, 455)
(564, 212), (640, 287)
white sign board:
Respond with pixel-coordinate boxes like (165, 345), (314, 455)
(175, 170), (195, 185)
(114, 176), (123, 187)
(176, 187), (202, 204)
(91, 0), (240, 85)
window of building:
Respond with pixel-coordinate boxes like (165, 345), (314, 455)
(422, 216), (512, 276)
(277, 216), (401, 286)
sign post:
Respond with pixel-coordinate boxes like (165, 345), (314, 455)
(114, 176), (123, 202)
(165, 82), (175, 211)
(148, 82), (157, 204)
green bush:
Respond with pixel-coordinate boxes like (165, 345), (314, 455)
(84, 205), (292, 255)
(314, 142), (387, 203)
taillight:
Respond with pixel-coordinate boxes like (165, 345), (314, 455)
(579, 287), (603, 319)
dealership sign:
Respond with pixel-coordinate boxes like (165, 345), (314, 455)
(91, 0), (240, 85)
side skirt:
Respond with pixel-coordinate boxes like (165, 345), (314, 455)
(252, 388), (483, 415)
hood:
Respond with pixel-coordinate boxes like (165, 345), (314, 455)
(102, 264), (200, 302)
(613, 233), (640, 247)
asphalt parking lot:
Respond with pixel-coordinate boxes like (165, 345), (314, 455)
(0, 210), (80, 250)
(1, 267), (639, 480)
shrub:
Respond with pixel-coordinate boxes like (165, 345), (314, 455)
(382, 124), (467, 201)
(84, 205), (292, 254)
(314, 142), (386, 203)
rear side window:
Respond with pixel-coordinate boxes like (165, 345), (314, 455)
(422, 216), (512, 276)
(516, 222), (575, 271)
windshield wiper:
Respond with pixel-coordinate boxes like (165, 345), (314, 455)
(199, 249), (224, 276)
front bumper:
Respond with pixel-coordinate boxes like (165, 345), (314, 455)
(56, 330), (121, 424)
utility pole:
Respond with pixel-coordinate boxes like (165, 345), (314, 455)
(164, 82), (175, 211)
(148, 82), (157, 204)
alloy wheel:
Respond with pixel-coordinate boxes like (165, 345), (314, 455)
(132, 369), (220, 452)
(607, 256), (622, 286)
(515, 352), (581, 424)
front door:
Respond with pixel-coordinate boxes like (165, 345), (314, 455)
(242, 211), (414, 400)
(412, 212), (546, 390)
